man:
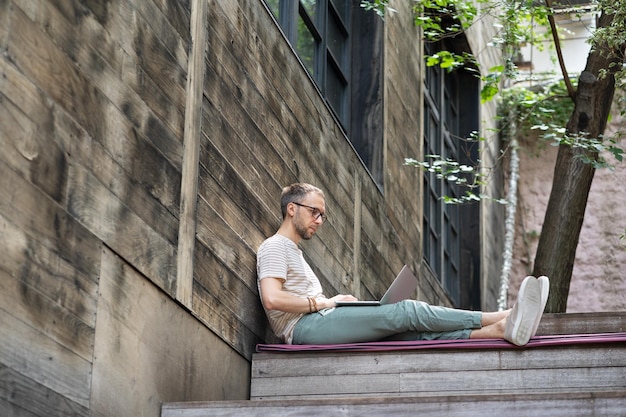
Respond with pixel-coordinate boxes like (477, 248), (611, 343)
(257, 183), (548, 346)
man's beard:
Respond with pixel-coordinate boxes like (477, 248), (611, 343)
(294, 213), (314, 240)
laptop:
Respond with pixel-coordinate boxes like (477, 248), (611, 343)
(335, 265), (418, 307)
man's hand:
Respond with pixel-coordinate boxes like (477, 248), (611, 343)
(260, 277), (358, 311)
(325, 294), (358, 308)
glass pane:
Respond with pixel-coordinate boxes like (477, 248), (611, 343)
(296, 15), (316, 76)
(300, 0), (318, 21)
(326, 60), (347, 121)
(327, 8), (347, 69)
(330, 0), (349, 23)
(265, 0), (280, 18)
(445, 75), (459, 134)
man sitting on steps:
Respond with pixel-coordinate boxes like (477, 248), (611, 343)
(256, 182), (549, 346)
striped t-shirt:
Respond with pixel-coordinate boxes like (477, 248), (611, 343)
(257, 234), (325, 343)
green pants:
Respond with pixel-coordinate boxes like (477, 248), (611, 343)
(292, 300), (482, 344)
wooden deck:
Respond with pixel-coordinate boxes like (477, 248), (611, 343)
(162, 313), (626, 416)
(250, 338), (626, 401)
(535, 311), (626, 335)
(162, 392), (626, 417)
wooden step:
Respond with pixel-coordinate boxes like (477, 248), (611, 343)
(537, 312), (626, 335)
(250, 338), (626, 400)
(250, 313), (626, 400)
(162, 391), (626, 417)
(162, 313), (626, 416)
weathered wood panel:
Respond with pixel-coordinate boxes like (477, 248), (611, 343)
(0, 161), (102, 282)
(1, 0), (251, 415)
(163, 392), (626, 417)
(192, 243), (269, 357)
(0, 56), (180, 248)
(176, 0), (207, 307)
(3, 8), (183, 256)
(0, 262), (95, 361)
(203, 0), (357, 255)
(0, 363), (89, 417)
(12, 0), (188, 147)
(214, 1), (357, 190)
(0, 307), (92, 408)
(251, 367), (626, 399)
(66, 163), (177, 293)
(91, 248), (250, 417)
(251, 343), (626, 400)
(0, 129), (100, 416)
(252, 344), (626, 379)
(537, 312), (626, 335)
(9, 0), (185, 194)
(379, 0), (423, 249)
(3, 0), (182, 295)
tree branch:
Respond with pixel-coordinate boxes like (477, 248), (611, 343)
(544, 0), (576, 100)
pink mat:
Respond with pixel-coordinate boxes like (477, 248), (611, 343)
(256, 332), (626, 353)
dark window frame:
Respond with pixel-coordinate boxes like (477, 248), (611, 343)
(265, 0), (384, 186)
(423, 39), (481, 309)
(268, 0), (351, 127)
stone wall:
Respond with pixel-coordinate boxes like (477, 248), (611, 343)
(510, 119), (626, 311)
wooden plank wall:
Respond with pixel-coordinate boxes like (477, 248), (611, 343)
(465, 11), (507, 311)
(189, 0), (437, 362)
(0, 0), (501, 415)
(0, 0), (245, 416)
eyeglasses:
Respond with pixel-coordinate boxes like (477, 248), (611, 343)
(293, 202), (327, 222)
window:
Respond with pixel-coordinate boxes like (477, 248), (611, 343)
(266, 0), (384, 185)
(423, 39), (481, 308)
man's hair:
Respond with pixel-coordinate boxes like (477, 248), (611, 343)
(280, 183), (324, 219)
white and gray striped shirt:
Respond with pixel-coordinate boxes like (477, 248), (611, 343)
(257, 234), (325, 343)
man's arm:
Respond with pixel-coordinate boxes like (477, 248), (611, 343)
(260, 277), (357, 312)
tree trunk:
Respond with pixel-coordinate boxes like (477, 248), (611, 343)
(532, 12), (623, 312)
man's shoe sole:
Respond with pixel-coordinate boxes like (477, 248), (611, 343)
(531, 275), (549, 337)
(505, 276), (542, 346)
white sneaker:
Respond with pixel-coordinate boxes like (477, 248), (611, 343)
(504, 276), (543, 346)
(530, 276), (549, 337)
